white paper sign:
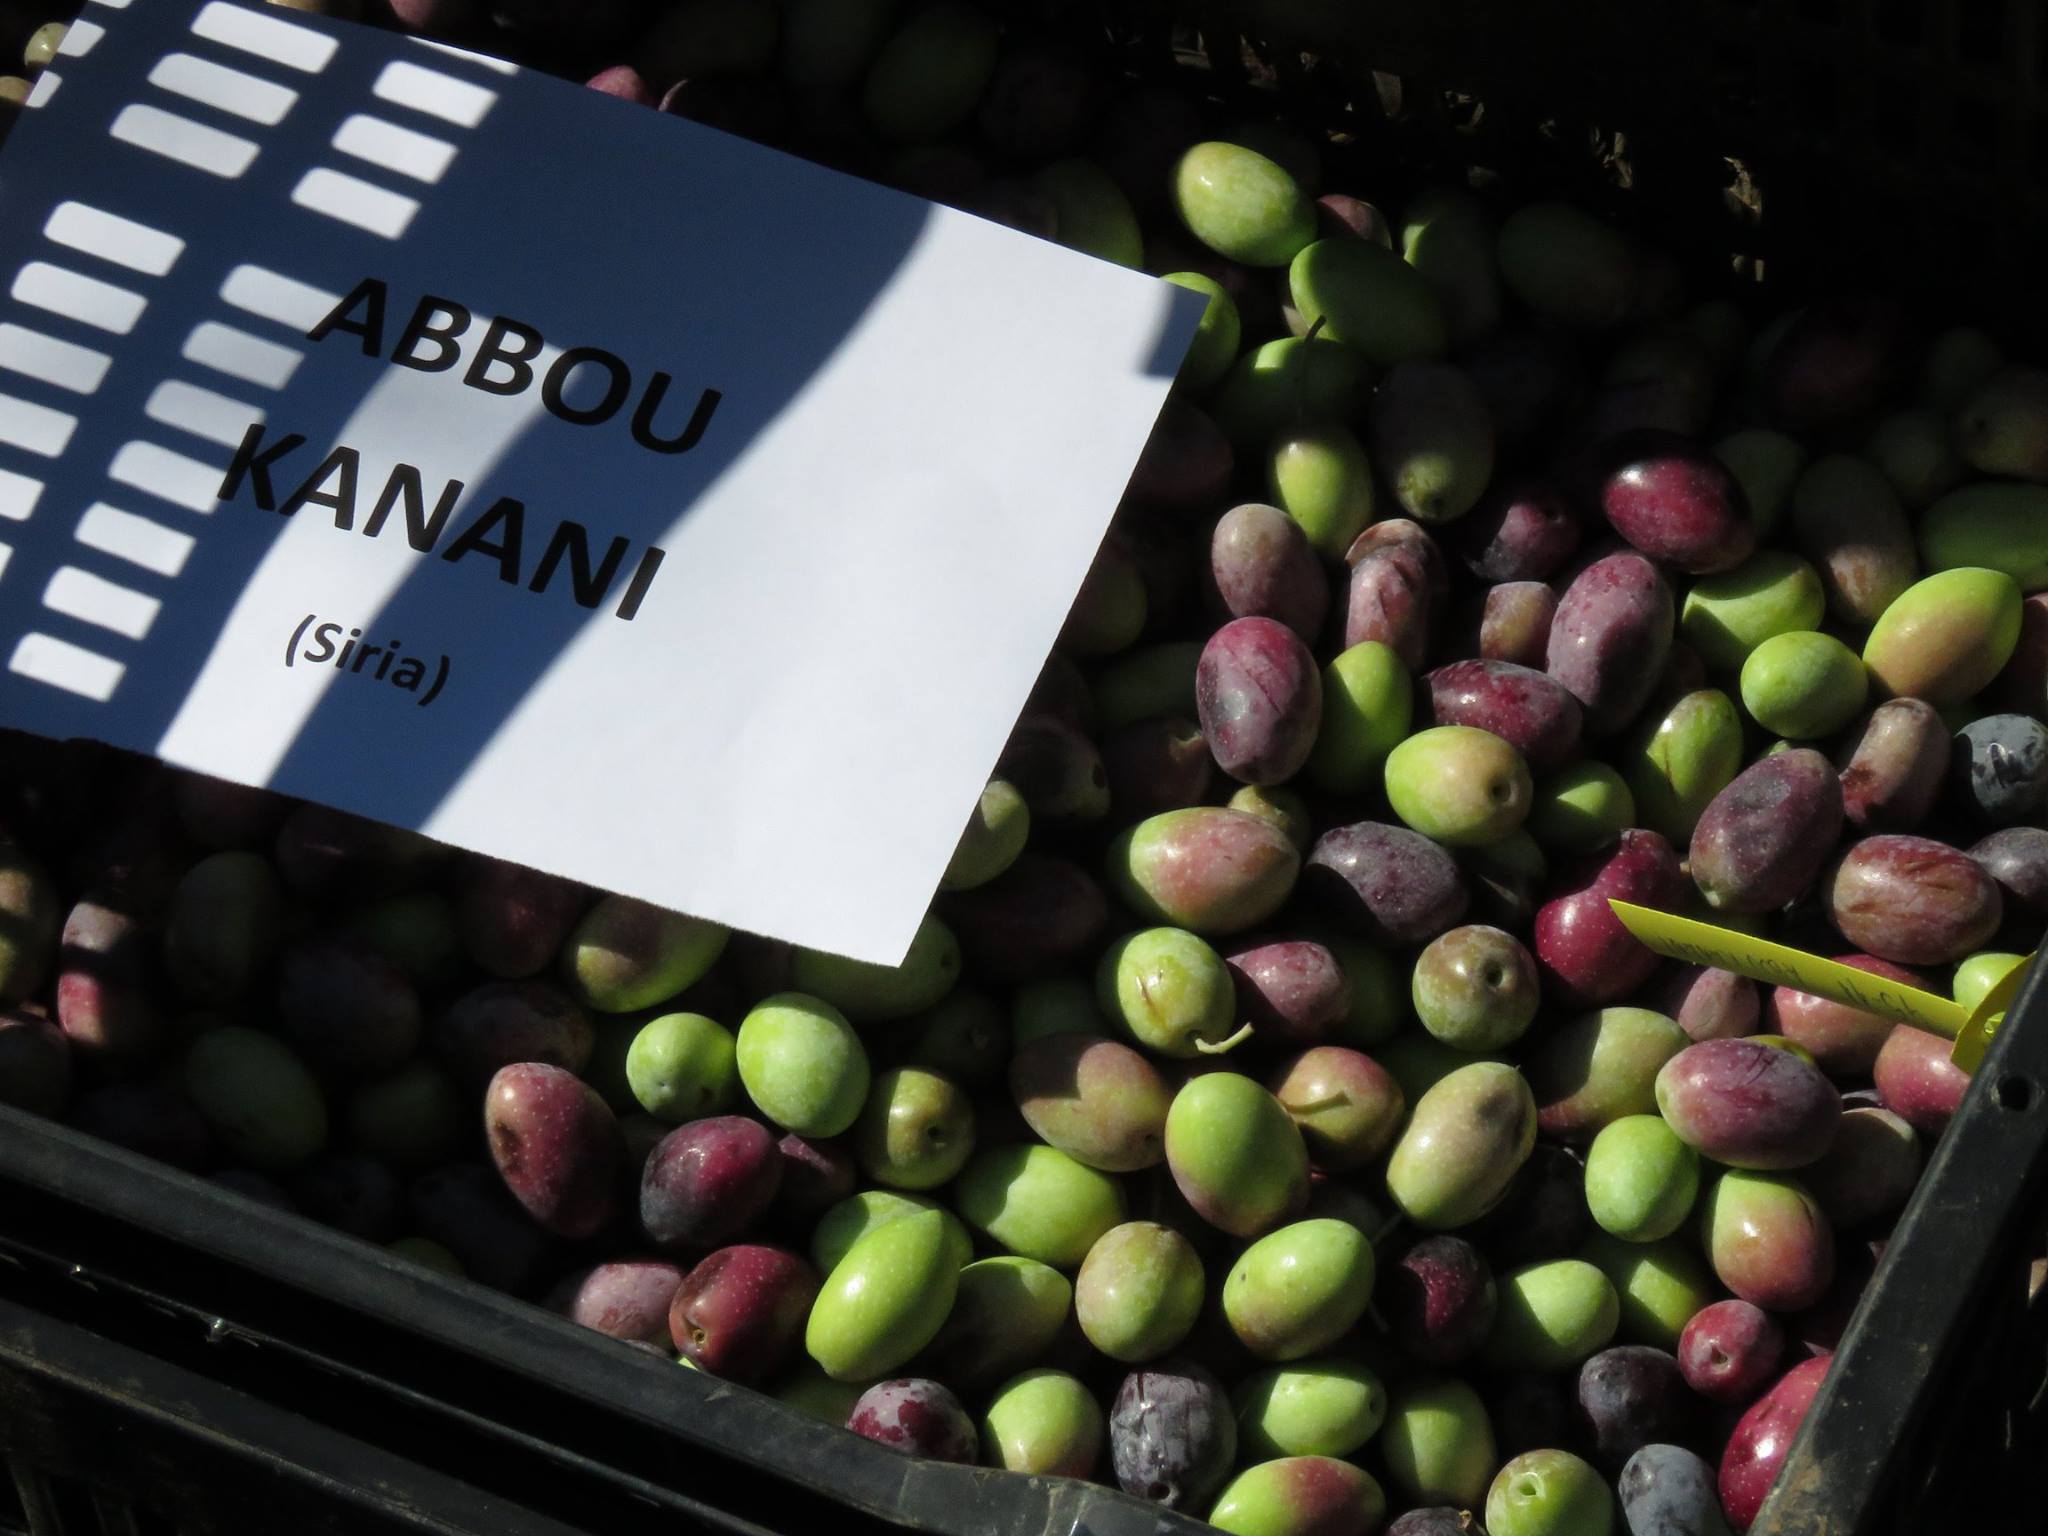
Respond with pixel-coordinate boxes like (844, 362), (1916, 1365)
(0, 0), (1200, 963)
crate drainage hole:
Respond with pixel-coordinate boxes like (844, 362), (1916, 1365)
(1995, 1075), (2036, 1111)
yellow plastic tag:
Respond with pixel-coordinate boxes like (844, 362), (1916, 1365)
(1605, 899), (2036, 1075)
(1606, 900), (1966, 1033)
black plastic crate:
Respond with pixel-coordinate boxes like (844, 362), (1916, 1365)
(1, 3), (2046, 1534)
(0, 1106), (1210, 1536)
(0, 1293), (597, 1536)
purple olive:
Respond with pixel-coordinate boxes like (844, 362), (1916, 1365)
(1546, 552), (1676, 736)
(1654, 1039), (1841, 1171)
(1824, 835), (2003, 966)
(1209, 503), (1331, 641)
(1691, 750), (1845, 916)
(1197, 617), (1324, 785)
(1305, 823), (1469, 947)
(1425, 660), (1585, 772)
(1383, 1235), (1498, 1365)
(1454, 480), (1582, 583)
(1597, 430), (1756, 574)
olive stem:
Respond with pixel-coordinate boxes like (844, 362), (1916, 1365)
(1194, 1023), (1256, 1055)
(1279, 1091), (1350, 1115)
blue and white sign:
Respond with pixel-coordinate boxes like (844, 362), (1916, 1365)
(0, 0), (1199, 961)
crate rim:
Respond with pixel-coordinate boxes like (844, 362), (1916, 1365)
(0, 1104), (1210, 1536)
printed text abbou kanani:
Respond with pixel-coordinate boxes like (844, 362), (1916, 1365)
(214, 278), (727, 622)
